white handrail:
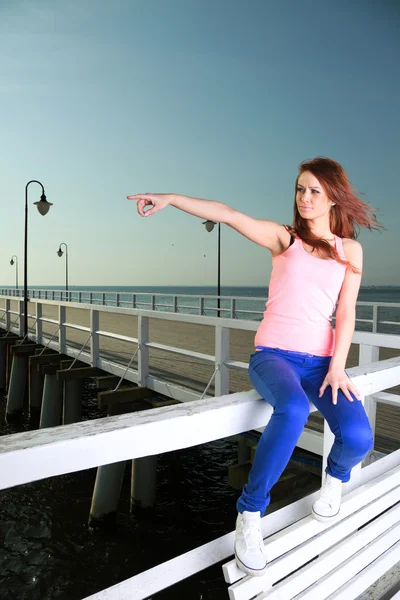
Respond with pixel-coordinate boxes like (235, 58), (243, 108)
(0, 289), (399, 327)
(0, 358), (398, 490)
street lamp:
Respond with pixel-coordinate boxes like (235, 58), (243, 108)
(202, 220), (221, 317)
(24, 181), (53, 337)
(57, 242), (69, 292)
(10, 255), (19, 292)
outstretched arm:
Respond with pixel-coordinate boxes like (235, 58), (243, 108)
(127, 192), (287, 252)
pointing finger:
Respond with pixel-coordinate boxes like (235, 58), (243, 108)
(127, 194), (150, 200)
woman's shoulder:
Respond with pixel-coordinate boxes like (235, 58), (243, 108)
(341, 238), (363, 261)
(341, 237), (361, 244)
(341, 238), (362, 250)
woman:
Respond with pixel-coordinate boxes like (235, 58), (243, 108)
(128, 157), (380, 577)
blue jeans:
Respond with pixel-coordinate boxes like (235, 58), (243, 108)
(237, 347), (373, 515)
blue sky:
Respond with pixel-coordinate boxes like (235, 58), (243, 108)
(0, 0), (399, 288)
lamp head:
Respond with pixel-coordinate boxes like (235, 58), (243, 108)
(34, 194), (53, 216)
(57, 248), (63, 257)
(202, 220), (216, 233)
(10, 258), (14, 266)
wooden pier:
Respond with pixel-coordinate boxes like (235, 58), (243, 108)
(0, 294), (400, 599)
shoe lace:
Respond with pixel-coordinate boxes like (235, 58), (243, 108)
(244, 522), (263, 552)
(320, 477), (337, 506)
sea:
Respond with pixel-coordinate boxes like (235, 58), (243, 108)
(0, 285), (399, 600)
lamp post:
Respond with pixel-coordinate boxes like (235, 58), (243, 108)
(24, 181), (53, 338)
(57, 242), (69, 293)
(202, 220), (221, 317)
(10, 255), (19, 292)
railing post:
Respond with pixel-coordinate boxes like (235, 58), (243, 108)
(5, 299), (11, 331)
(102, 293), (105, 306)
(173, 296), (178, 313)
(91, 309), (99, 368)
(200, 297), (204, 316)
(90, 292), (93, 304)
(59, 305), (66, 354)
(215, 326), (230, 396)
(133, 294), (136, 308)
(52, 290), (55, 300)
(372, 304), (378, 333)
(231, 299), (236, 319)
(359, 343), (379, 466)
(138, 315), (149, 387)
(116, 293), (120, 308)
(18, 299), (24, 338)
(152, 295), (155, 311)
(36, 303), (42, 344)
(79, 292), (82, 303)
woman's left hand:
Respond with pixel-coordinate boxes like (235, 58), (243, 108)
(319, 367), (361, 405)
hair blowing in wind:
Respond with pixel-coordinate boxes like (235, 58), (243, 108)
(287, 157), (382, 271)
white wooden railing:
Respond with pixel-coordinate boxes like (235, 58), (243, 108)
(1, 295), (400, 430)
(0, 288), (399, 330)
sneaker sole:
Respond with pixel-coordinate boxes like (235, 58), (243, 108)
(235, 554), (268, 577)
(312, 507), (340, 523)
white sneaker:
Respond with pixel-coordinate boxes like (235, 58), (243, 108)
(312, 474), (342, 522)
(234, 511), (268, 576)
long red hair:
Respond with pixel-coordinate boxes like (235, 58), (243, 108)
(286, 157), (382, 270)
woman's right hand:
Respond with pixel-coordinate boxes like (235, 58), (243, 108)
(127, 193), (172, 217)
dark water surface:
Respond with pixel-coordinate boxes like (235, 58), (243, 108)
(0, 382), (240, 600)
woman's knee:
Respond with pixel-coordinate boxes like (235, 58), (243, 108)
(274, 396), (310, 423)
(341, 423), (374, 458)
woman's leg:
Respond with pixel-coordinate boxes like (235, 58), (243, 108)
(302, 367), (374, 482)
(237, 351), (311, 515)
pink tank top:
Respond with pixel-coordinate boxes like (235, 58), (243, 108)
(254, 235), (347, 356)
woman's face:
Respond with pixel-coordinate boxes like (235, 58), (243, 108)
(296, 171), (332, 220)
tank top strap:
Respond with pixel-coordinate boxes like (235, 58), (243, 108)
(334, 235), (346, 260)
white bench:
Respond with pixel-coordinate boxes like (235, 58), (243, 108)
(222, 451), (400, 600)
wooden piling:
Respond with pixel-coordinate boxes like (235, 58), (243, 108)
(29, 352), (67, 413)
(89, 387), (175, 526)
(63, 380), (82, 424)
(130, 455), (158, 510)
(88, 460), (127, 529)
(0, 341), (7, 393)
(0, 336), (21, 390)
(6, 354), (28, 418)
(39, 370), (63, 428)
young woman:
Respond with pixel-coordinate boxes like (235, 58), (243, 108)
(128, 157), (380, 577)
